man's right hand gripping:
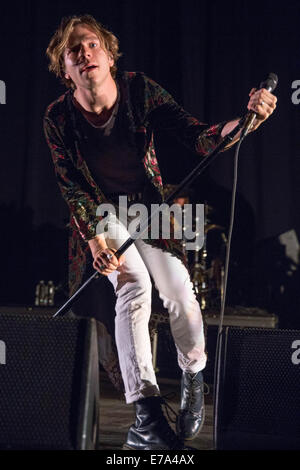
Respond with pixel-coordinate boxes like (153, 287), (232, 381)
(88, 234), (125, 276)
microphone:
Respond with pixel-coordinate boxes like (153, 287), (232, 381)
(241, 72), (278, 139)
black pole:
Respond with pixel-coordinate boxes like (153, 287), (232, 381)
(53, 118), (245, 318)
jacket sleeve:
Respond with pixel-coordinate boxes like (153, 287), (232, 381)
(145, 75), (226, 156)
(43, 115), (101, 241)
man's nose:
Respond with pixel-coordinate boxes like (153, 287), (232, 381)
(79, 44), (91, 59)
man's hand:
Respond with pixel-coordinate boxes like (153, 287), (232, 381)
(221, 87), (277, 146)
(88, 234), (125, 276)
(92, 247), (125, 276)
(247, 87), (277, 130)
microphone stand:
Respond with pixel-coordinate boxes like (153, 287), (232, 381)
(53, 117), (246, 318)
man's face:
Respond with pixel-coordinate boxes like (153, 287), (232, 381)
(63, 23), (114, 90)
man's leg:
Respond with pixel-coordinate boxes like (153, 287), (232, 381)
(105, 216), (159, 403)
(104, 216), (185, 449)
(134, 239), (206, 440)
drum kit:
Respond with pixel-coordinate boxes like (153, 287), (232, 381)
(169, 185), (227, 311)
(190, 209), (227, 311)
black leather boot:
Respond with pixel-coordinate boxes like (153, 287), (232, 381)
(176, 371), (205, 440)
(123, 396), (185, 450)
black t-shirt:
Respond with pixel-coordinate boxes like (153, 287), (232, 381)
(72, 87), (147, 197)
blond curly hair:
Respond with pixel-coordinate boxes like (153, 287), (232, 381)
(46, 14), (122, 88)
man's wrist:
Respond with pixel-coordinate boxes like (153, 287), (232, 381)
(88, 234), (108, 257)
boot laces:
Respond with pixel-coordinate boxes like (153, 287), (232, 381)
(157, 394), (183, 449)
(160, 393), (178, 423)
(186, 376), (209, 414)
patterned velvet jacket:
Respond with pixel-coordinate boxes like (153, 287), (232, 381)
(44, 71), (228, 391)
(44, 71), (226, 297)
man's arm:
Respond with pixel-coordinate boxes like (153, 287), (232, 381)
(146, 74), (277, 154)
(44, 115), (101, 241)
(44, 114), (125, 275)
(221, 87), (277, 147)
(44, 115), (125, 274)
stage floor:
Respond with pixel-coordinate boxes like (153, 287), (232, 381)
(98, 372), (214, 451)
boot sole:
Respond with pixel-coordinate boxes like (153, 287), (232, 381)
(123, 444), (136, 450)
(123, 444), (173, 450)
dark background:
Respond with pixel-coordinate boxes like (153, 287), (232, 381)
(0, 0), (299, 327)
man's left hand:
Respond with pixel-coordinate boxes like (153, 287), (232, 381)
(247, 87), (277, 130)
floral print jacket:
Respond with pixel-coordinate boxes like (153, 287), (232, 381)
(44, 71), (227, 391)
(44, 71), (226, 296)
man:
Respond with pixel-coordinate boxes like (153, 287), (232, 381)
(44, 14), (277, 450)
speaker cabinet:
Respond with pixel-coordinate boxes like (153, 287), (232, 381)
(0, 313), (99, 450)
(214, 327), (300, 450)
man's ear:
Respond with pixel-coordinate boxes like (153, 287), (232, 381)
(108, 55), (114, 67)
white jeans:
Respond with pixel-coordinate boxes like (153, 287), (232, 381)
(104, 215), (207, 404)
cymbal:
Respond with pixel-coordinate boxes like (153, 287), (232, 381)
(205, 223), (224, 233)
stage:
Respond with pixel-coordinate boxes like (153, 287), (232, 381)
(98, 372), (213, 451)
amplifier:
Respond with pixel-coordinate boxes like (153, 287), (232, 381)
(0, 312), (99, 449)
(214, 327), (300, 450)
(152, 306), (278, 383)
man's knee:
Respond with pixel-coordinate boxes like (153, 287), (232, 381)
(159, 282), (197, 310)
(116, 272), (152, 304)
